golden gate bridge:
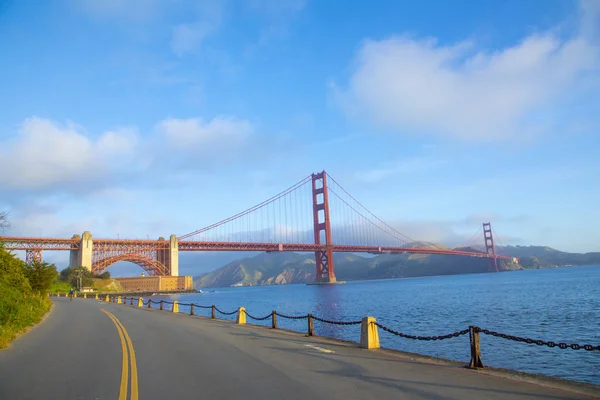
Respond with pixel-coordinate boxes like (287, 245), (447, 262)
(0, 171), (511, 282)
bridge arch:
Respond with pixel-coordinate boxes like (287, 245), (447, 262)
(92, 254), (169, 276)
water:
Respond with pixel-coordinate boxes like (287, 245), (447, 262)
(159, 265), (600, 385)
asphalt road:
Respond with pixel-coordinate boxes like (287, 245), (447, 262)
(0, 298), (597, 400)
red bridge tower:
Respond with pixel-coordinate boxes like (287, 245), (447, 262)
(483, 222), (498, 272)
(311, 171), (337, 283)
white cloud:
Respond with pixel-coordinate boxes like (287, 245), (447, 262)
(157, 116), (253, 149)
(0, 115), (255, 193)
(337, 2), (600, 141)
(0, 117), (138, 190)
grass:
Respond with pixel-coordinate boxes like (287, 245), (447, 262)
(0, 284), (52, 349)
(91, 278), (123, 293)
(49, 280), (73, 294)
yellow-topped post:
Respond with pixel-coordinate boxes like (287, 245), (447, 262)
(117, 296), (122, 304)
(137, 298), (144, 307)
(360, 316), (380, 349)
(105, 294), (110, 302)
(95, 293), (99, 300)
(236, 307), (246, 325)
(172, 301), (179, 313)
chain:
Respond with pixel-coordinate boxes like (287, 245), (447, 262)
(244, 311), (274, 321)
(278, 313), (309, 320)
(376, 323), (469, 341)
(215, 307), (239, 316)
(478, 328), (600, 351)
(313, 316), (362, 325)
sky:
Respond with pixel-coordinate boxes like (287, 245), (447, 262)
(0, 0), (599, 276)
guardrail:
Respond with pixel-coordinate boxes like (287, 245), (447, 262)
(53, 292), (600, 369)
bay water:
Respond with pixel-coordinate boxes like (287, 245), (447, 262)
(160, 265), (599, 385)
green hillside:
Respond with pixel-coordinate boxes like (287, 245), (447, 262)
(194, 245), (526, 288)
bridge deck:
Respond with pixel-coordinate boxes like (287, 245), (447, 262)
(0, 235), (511, 260)
(0, 298), (595, 399)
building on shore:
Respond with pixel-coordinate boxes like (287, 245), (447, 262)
(115, 276), (193, 292)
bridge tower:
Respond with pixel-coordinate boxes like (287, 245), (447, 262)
(311, 171), (336, 283)
(69, 231), (93, 271)
(157, 234), (179, 276)
(25, 249), (42, 265)
(483, 222), (498, 272)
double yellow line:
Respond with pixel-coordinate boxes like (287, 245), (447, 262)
(101, 309), (139, 400)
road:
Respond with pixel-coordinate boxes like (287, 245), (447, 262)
(0, 298), (597, 400)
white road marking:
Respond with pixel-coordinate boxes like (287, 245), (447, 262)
(304, 344), (335, 354)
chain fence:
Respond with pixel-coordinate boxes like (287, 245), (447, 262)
(215, 306), (239, 316)
(375, 323), (470, 341)
(477, 327), (600, 351)
(244, 311), (274, 321)
(313, 316), (362, 326)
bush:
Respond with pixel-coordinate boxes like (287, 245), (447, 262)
(0, 245), (52, 348)
(59, 266), (94, 288)
(24, 261), (57, 293)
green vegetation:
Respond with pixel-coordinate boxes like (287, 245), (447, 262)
(0, 244), (53, 349)
(49, 280), (73, 294)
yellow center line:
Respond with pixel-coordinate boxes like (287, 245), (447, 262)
(101, 309), (139, 400)
(113, 314), (139, 400)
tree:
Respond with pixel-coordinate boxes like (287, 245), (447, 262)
(0, 245), (30, 292)
(99, 271), (110, 279)
(59, 266), (94, 288)
(0, 211), (9, 231)
(24, 261), (57, 293)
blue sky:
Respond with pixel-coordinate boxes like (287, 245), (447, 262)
(1, 0), (599, 275)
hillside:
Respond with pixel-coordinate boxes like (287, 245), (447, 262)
(194, 244), (600, 288)
(194, 246), (524, 288)
(495, 246), (600, 269)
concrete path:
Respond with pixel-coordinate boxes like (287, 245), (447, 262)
(0, 298), (598, 400)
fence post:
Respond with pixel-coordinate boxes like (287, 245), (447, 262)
(137, 298), (143, 307)
(468, 326), (484, 369)
(105, 295), (110, 302)
(117, 296), (122, 304)
(190, 304), (195, 316)
(172, 301), (179, 313)
(160, 301), (164, 311)
(360, 316), (380, 349)
(236, 307), (246, 324)
(308, 314), (314, 336)
(211, 305), (216, 319)
(272, 311), (277, 329)
(83, 293), (87, 299)
(95, 293), (99, 300)
(148, 299), (152, 308)
(130, 297), (134, 305)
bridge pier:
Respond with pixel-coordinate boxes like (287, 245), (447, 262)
(157, 234), (179, 276)
(69, 231), (93, 271)
(311, 171), (341, 284)
(25, 249), (42, 265)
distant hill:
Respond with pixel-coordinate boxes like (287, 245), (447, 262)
(194, 244), (600, 288)
(495, 245), (600, 269)
(199, 243), (575, 288)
